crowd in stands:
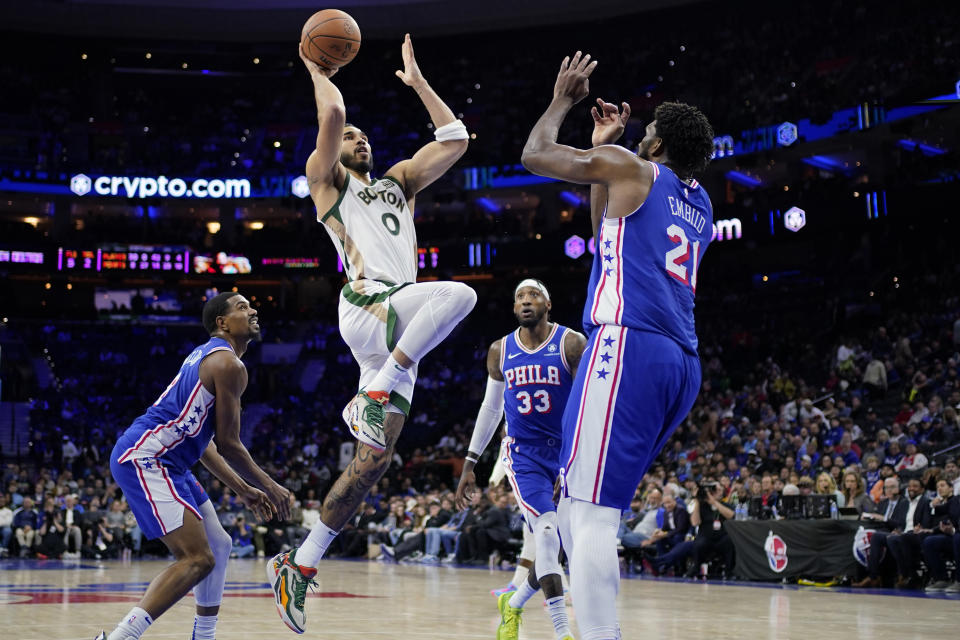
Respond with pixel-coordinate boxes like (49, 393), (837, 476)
(1, 259), (958, 592)
(1, 0), (957, 180)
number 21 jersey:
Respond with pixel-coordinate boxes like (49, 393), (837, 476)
(500, 323), (573, 443)
(583, 163), (713, 354)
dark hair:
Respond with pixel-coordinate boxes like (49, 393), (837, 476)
(653, 101), (714, 178)
(202, 292), (240, 334)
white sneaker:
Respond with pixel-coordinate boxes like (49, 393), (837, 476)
(341, 391), (388, 451)
(925, 580), (950, 592)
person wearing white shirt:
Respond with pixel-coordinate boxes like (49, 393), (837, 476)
(0, 494), (14, 555)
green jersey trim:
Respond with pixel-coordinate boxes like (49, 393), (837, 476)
(320, 172), (351, 224)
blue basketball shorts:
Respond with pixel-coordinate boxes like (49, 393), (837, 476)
(559, 325), (701, 510)
(501, 436), (561, 526)
(111, 446), (210, 540)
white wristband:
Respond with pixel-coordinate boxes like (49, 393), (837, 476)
(434, 119), (468, 142)
(465, 455), (479, 464)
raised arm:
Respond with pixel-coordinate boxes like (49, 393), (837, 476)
(385, 34), (469, 199)
(455, 339), (505, 510)
(589, 99), (632, 238)
(201, 352), (292, 520)
(522, 53), (650, 218)
(300, 45), (349, 209)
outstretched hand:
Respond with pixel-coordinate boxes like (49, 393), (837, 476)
(395, 33), (426, 88)
(299, 43), (338, 79)
(591, 98), (631, 147)
(553, 51), (598, 105)
(237, 485), (276, 523)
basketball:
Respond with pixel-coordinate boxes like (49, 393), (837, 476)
(300, 9), (361, 71)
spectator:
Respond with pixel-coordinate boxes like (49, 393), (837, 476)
(841, 471), (874, 515)
(422, 500), (472, 563)
(230, 515), (256, 558)
(35, 497), (66, 559)
(815, 472), (845, 508)
(12, 496), (40, 557)
(0, 494), (13, 556)
(895, 441), (928, 472)
(855, 477), (912, 588)
(643, 493), (691, 574)
(921, 487), (960, 593)
(62, 494), (83, 557)
(886, 479), (944, 588)
(686, 480), (735, 578)
(456, 494), (512, 565)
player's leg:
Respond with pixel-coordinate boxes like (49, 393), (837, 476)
(104, 511), (213, 640)
(565, 498), (622, 640)
(500, 448), (573, 640)
(343, 281), (475, 444)
(192, 496), (232, 640)
(99, 459), (212, 640)
(560, 327), (700, 640)
(268, 411), (405, 634)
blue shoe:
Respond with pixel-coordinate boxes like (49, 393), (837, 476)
(491, 582), (517, 597)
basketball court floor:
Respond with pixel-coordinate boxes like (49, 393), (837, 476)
(2, 558), (957, 639)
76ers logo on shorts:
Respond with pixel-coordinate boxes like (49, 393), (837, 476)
(764, 531), (788, 573)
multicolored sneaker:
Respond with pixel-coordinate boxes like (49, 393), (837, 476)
(341, 391), (388, 451)
(266, 549), (318, 634)
(491, 582), (518, 597)
(496, 591), (523, 640)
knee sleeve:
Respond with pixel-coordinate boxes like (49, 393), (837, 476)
(446, 282), (478, 319)
(193, 500), (232, 608)
(533, 511), (562, 581)
(519, 521), (537, 562)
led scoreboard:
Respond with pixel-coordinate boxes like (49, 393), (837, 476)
(57, 245), (189, 272)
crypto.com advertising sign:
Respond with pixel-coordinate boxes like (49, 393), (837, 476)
(70, 173), (251, 199)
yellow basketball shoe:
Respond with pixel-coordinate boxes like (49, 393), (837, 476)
(497, 591), (523, 640)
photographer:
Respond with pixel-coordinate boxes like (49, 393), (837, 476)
(687, 479), (736, 578)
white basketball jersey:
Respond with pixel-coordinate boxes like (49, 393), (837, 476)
(318, 173), (417, 285)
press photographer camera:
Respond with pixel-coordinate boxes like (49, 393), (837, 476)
(688, 477), (736, 578)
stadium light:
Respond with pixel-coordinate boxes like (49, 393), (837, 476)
(565, 235), (585, 259)
(784, 206), (806, 232)
(777, 122), (798, 146)
(291, 175), (310, 198)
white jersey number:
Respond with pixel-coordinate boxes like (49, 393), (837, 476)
(516, 390), (551, 415)
(665, 224), (701, 292)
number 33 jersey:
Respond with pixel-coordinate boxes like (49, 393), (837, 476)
(583, 163), (713, 354)
(499, 323), (574, 443)
(318, 173), (417, 285)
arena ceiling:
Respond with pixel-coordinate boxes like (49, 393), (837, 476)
(0, 0), (701, 40)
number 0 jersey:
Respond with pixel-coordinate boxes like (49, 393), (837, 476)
(500, 324), (573, 443)
(583, 163), (713, 354)
(115, 337), (234, 470)
(318, 173), (417, 285)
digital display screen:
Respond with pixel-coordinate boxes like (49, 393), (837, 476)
(194, 252), (252, 274)
(0, 250), (44, 265)
(57, 245), (189, 272)
(261, 257), (321, 269)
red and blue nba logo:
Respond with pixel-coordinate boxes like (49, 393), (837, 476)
(853, 526), (882, 567)
(764, 531), (788, 573)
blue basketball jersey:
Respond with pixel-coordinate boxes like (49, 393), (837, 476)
(116, 337), (234, 470)
(499, 324), (573, 443)
(583, 163), (713, 354)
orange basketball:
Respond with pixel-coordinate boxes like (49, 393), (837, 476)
(300, 9), (361, 71)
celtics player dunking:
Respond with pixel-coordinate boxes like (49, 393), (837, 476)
(268, 34), (475, 634)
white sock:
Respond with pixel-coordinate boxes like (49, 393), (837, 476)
(296, 519), (339, 568)
(367, 354), (408, 395)
(508, 578), (538, 609)
(568, 500), (620, 640)
(545, 596), (573, 639)
(511, 563), (530, 587)
(191, 614), (217, 640)
(108, 607), (153, 640)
